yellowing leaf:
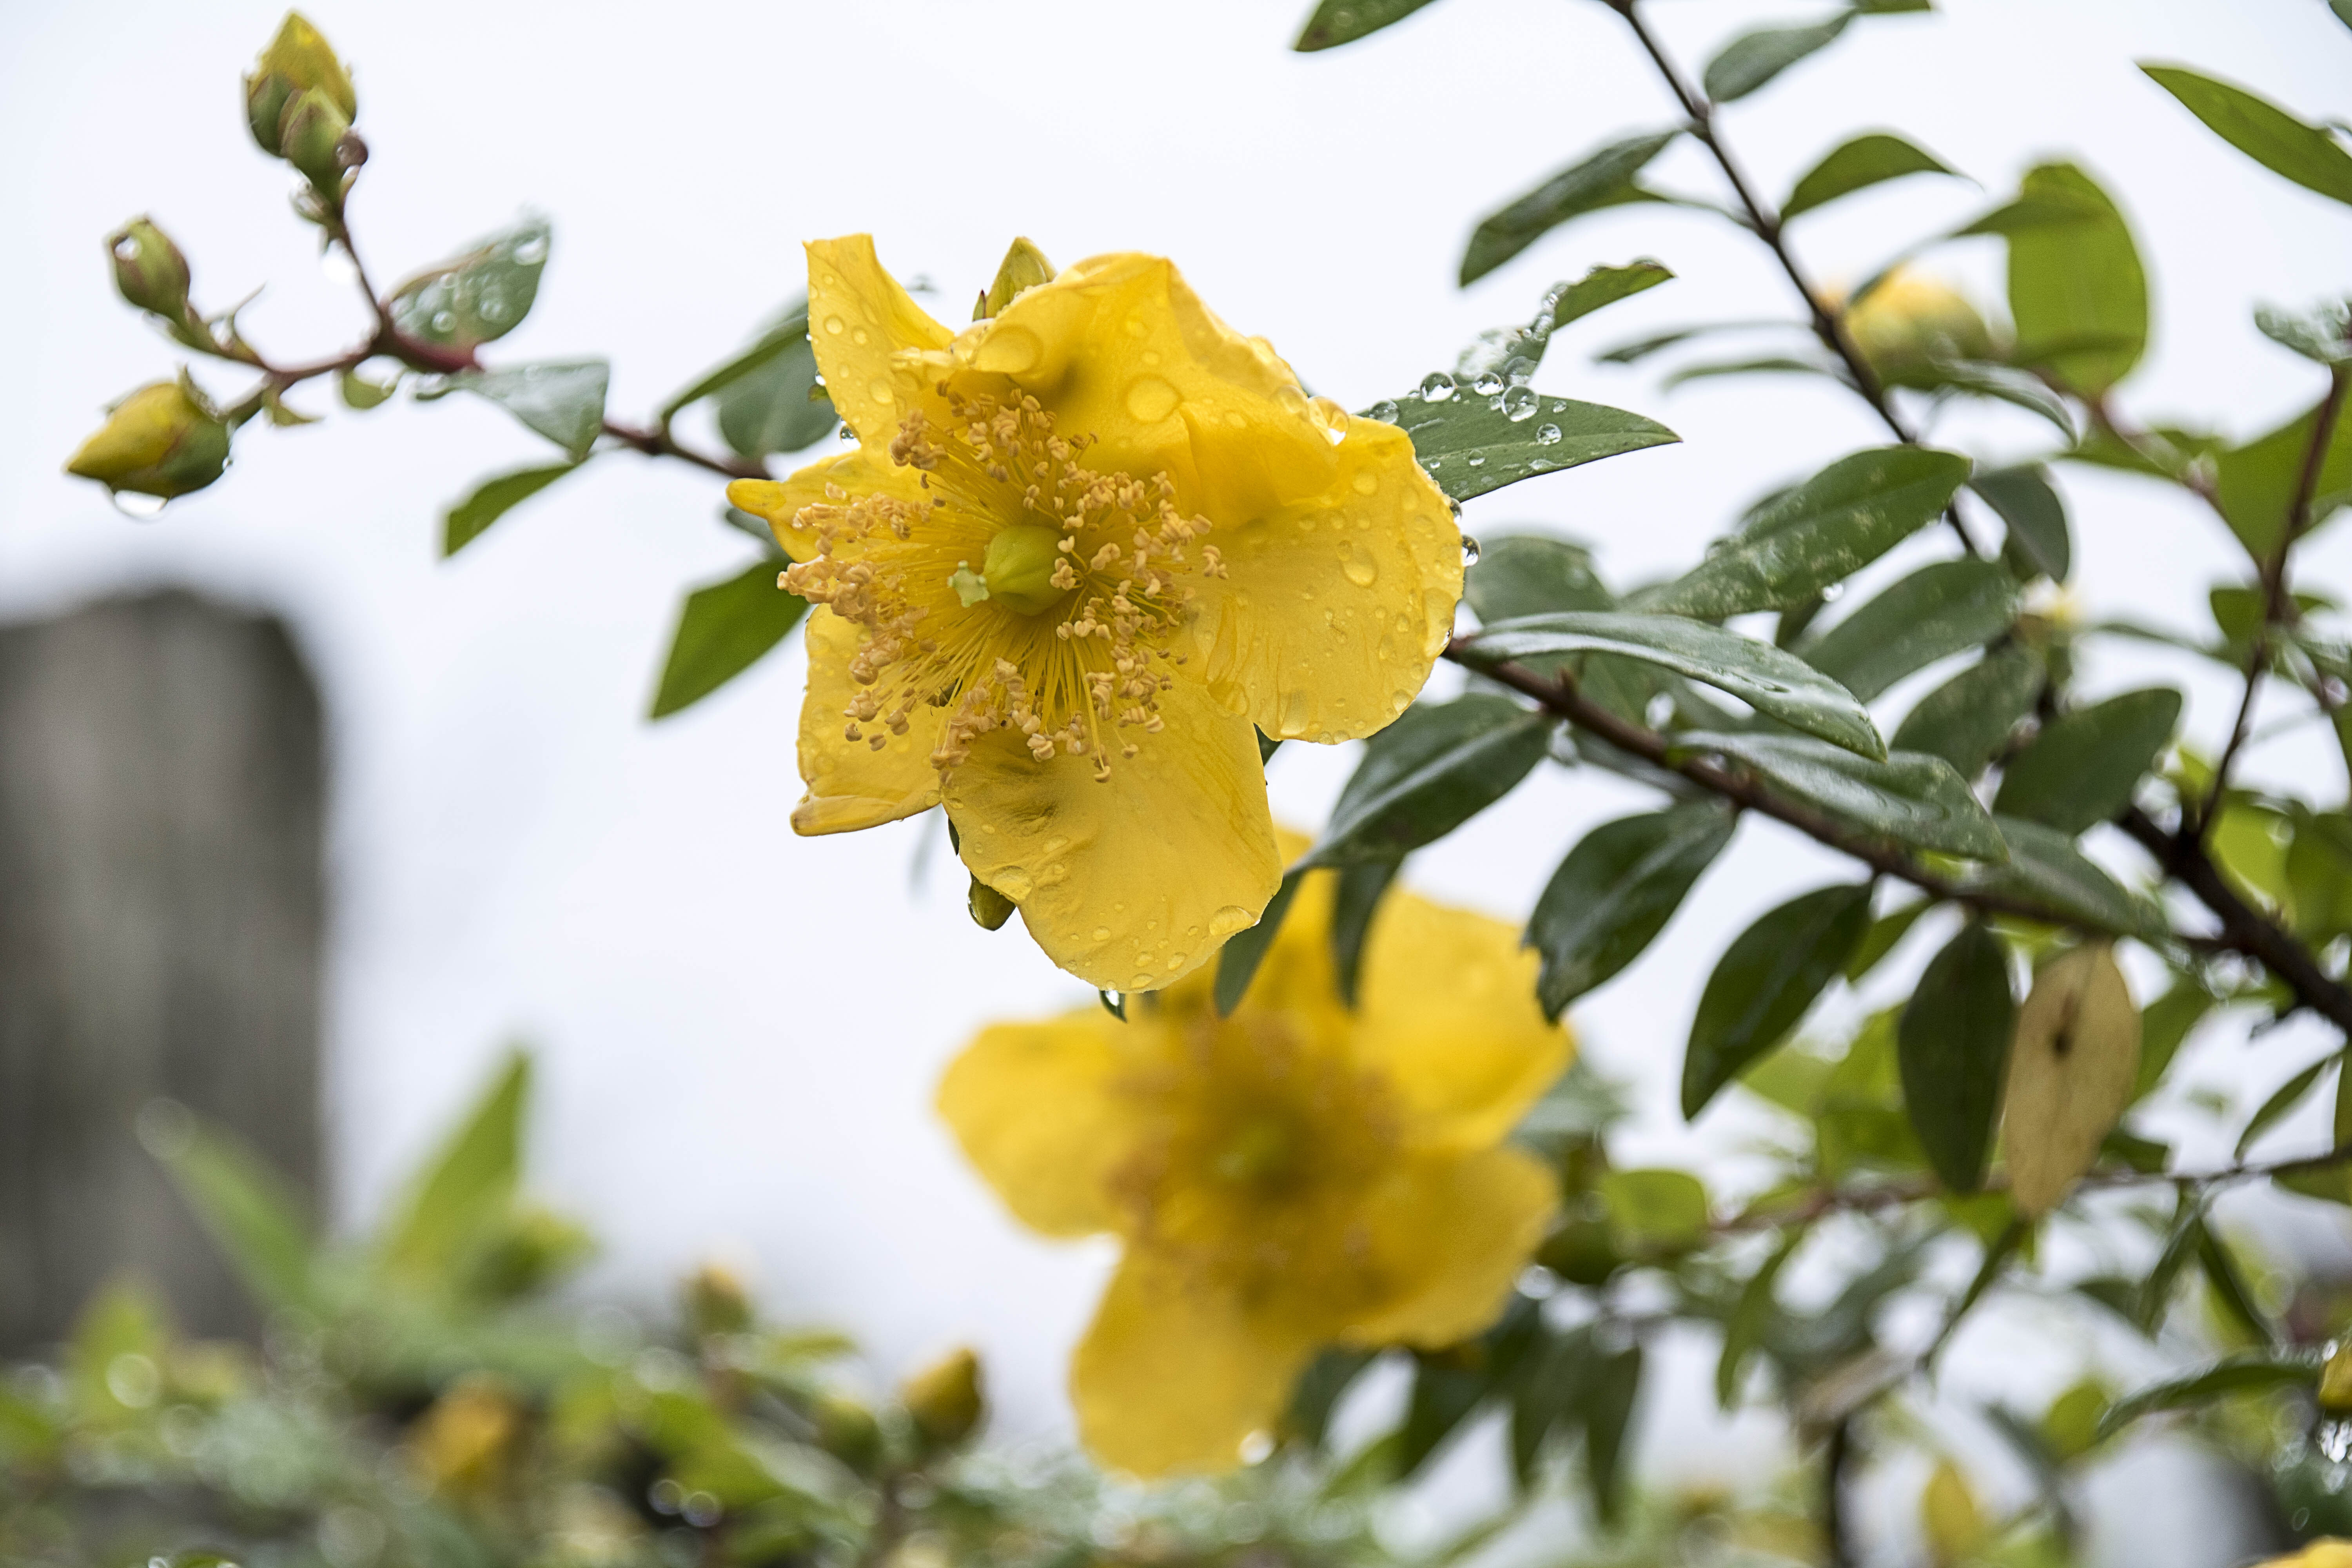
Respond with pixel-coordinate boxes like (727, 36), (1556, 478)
(2003, 944), (2141, 1217)
(1920, 1458), (1986, 1565)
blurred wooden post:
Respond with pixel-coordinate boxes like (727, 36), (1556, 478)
(0, 591), (324, 1348)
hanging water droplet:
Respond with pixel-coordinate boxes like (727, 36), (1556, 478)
(1418, 372), (1457, 402)
(1534, 422), (1562, 445)
(111, 491), (168, 521)
(1470, 371), (1504, 397)
(1821, 582), (1845, 601)
(837, 423), (858, 443)
(1460, 536), (1481, 566)
(1503, 355), (1540, 388)
(2320, 1416), (2352, 1464)
(512, 233), (549, 265)
(113, 235), (141, 261)
(1501, 386), (1539, 421)
(1366, 399), (1399, 423)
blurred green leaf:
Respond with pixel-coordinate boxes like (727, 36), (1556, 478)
(1908, 359), (2078, 438)
(1684, 883), (1874, 1118)
(442, 462), (580, 557)
(663, 300), (812, 421)
(1545, 260), (1675, 330)
(1379, 387), (1678, 503)
(2289, 809), (2352, 942)
(2256, 300), (2352, 365)
(1972, 465), (2072, 581)
(1782, 132), (1958, 221)
(1510, 1327), (1589, 1484)
(1637, 447), (1971, 619)
(1971, 816), (2169, 941)
(649, 559), (809, 720)
(379, 1050), (530, 1284)
(1466, 535), (1613, 626)
(1461, 132), (1681, 285)
(1800, 559), (2020, 703)
(2132, 981), (2214, 1100)
(1526, 801), (1736, 1018)
(1703, 13), (1851, 103)
(1214, 867), (1303, 1018)
(1891, 644), (2043, 776)
(339, 366), (397, 409)
(2142, 64), (2352, 208)
(1329, 857), (1401, 1009)
(1993, 688), (2181, 834)
(2005, 163), (2146, 396)
(2094, 1348), (2318, 1441)
(2213, 391), (2352, 561)
(2198, 1226), (2277, 1346)
(1284, 1348), (1374, 1448)
(1303, 695), (1552, 866)
(1845, 895), (1930, 981)
(2235, 1052), (2335, 1160)
(1674, 732), (2006, 860)
(1661, 353), (1846, 388)
(1294, 0), (1440, 50)
(387, 216), (548, 352)
(1582, 1338), (1643, 1524)
(1717, 1233), (1802, 1407)
(154, 1121), (316, 1312)
(1897, 923), (2014, 1192)
(1470, 610), (1887, 758)
(1398, 1350), (1490, 1477)
(1601, 1168), (1711, 1252)
(453, 359), (609, 459)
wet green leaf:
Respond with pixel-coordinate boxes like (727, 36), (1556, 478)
(454, 359), (609, 460)
(1800, 559), (2021, 703)
(1970, 816), (2169, 941)
(1545, 261), (1675, 330)
(442, 462), (580, 557)
(2256, 300), (2352, 365)
(1380, 387), (1678, 503)
(1891, 643), (2043, 776)
(1294, 0), (1441, 50)
(1638, 447), (1971, 619)
(2094, 1349), (2320, 1441)
(1674, 731), (2006, 859)
(1703, 13), (1852, 103)
(1684, 883), (1874, 1117)
(2142, 64), (2352, 208)
(714, 307), (838, 460)
(1461, 132), (1681, 285)
(1465, 535), (1613, 627)
(2005, 163), (2146, 396)
(387, 216), (548, 352)
(1526, 801), (1736, 1018)
(1897, 923), (2015, 1192)
(1214, 868), (1304, 1018)
(1782, 132), (1959, 221)
(1993, 688), (2182, 834)
(1973, 465), (2072, 581)
(1304, 695), (1553, 866)
(649, 559), (809, 720)
(1329, 857), (1401, 1008)
(339, 366), (397, 410)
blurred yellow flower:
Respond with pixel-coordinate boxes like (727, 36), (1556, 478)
(935, 857), (1567, 1477)
(728, 237), (1459, 993)
(2257, 1545), (2352, 1568)
(408, 1372), (524, 1495)
(1838, 265), (1995, 379)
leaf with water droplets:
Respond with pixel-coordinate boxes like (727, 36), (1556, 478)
(1992, 687), (2181, 835)
(1292, 0), (1440, 51)
(1782, 132), (1960, 222)
(1465, 611), (1887, 758)
(1546, 261), (1675, 330)
(387, 216), (549, 353)
(1797, 558), (2021, 703)
(1891, 644), (2044, 777)
(687, 301), (840, 460)
(1966, 817), (2170, 942)
(1375, 390), (1677, 503)
(452, 359), (609, 460)
(1460, 131), (1682, 285)
(649, 559), (809, 720)
(1303, 695), (1552, 867)
(1672, 731), (2006, 860)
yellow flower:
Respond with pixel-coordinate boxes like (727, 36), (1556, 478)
(1838, 265), (1996, 380)
(727, 237), (1460, 993)
(2258, 1546), (2352, 1568)
(935, 856), (1568, 1477)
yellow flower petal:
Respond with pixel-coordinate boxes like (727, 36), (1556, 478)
(2259, 1546), (2352, 1568)
(944, 675), (1280, 993)
(1071, 1252), (1319, 1479)
(949, 254), (1460, 745)
(791, 607), (943, 835)
(726, 442), (925, 561)
(1341, 1147), (1557, 1348)
(935, 1012), (1145, 1238)
(805, 234), (953, 445)
(1352, 891), (1570, 1153)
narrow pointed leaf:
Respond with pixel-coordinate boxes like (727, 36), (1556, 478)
(1969, 817), (2169, 941)
(1381, 389), (1678, 502)
(442, 462), (580, 557)
(1545, 261), (1675, 330)
(1800, 559), (2022, 703)
(1526, 802), (1736, 1018)
(1305, 696), (1553, 866)
(1845, 896), (1931, 982)
(1993, 688), (2182, 833)
(649, 560), (809, 719)
(1782, 132), (1959, 221)
(2236, 1053), (2337, 1161)
(1582, 1340), (1644, 1524)
(1703, 13), (1852, 103)
(1684, 883), (1873, 1118)
(1891, 644), (2043, 776)
(1674, 731), (2007, 860)
(2142, 64), (2352, 209)
(2095, 1350), (2321, 1442)
(1460, 132), (1681, 285)
(1972, 465), (2072, 581)
(1330, 857), (1402, 1008)
(379, 1051), (530, 1280)
(1898, 923), (2015, 1192)
(153, 1123), (316, 1312)
(1215, 868), (1305, 1017)
(1294, 0), (1441, 51)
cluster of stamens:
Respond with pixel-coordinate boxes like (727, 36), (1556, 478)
(782, 389), (1221, 784)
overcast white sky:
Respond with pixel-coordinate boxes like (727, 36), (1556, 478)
(5, 0), (2351, 1552)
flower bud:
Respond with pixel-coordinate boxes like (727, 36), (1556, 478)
(64, 381), (232, 500)
(2321, 1339), (2352, 1413)
(1839, 267), (1996, 381)
(978, 237), (1055, 320)
(898, 1345), (985, 1450)
(245, 12), (356, 156)
(813, 1391), (884, 1472)
(683, 1262), (755, 1338)
(278, 86), (353, 191)
(107, 218), (191, 322)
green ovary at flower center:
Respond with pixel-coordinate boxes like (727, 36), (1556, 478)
(1210, 1111), (1305, 1192)
(980, 524), (1070, 616)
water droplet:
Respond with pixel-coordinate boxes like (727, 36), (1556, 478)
(1341, 543), (1378, 588)
(1501, 386), (1539, 422)
(111, 491), (168, 521)
(1352, 470), (1378, 495)
(1130, 972), (1157, 991)
(837, 424), (858, 443)
(1279, 691), (1312, 737)
(430, 309), (456, 332)
(1821, 582), (1845, 601)
(1502, 355), (1539, 387)
(1534, 422), (1562, 446)
(1209, 906), (1257, 937)
(113, 236), (140, 261)
(992, 868), (1036, 900)
(1366, 399), (1400, 423)
(974, 323), (1043, 374)
(867, 377), (893, 406)
(852, 327), (870, 345)
(1461, 537), (1482, 566)
(823, 314), (847, 335)
(1124, 375), (1180, 423)
(1466, 455), (1486, 467)
(1418, 372), (1457, 402)
(512, 234), (548, 265)
(1470, 371), (1504, 397)
(1093, 926), (1111, 942)
(1165, 953), (1187, 971)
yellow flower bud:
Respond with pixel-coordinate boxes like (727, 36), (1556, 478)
(813, 1391), (884, 1471)
(898, 1345), (985, 1450)
(683, 1261), (754, 1337)
(107, 218), (191, 322)
(65, 381), (231, 501)
(1840, 266), (1995, 381)
(978, 236), (1056, 320)
(2321, 1339), (2352, 1413)
(245, 12), (356, 156)
(278, 86), (354, 191)
(409, 1373), (523, 1495)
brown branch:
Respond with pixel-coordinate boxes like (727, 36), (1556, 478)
(1822, 1419), (1858, 1568)
(601, 419), (768, 481)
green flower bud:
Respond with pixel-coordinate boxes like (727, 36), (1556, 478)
(898, 1345), (985, 1451)
(278, 86), (353, 191)
(978, 236), (1055, 320)
(682, 1263), (755, 1338)
(813, 1392), (884, 1472)
(245, 12), (356, 156)
(64, 381), (232, 501)
(107, 218), (191, 321)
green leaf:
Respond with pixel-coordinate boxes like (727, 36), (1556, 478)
(1526, 802), (1736, 1018)
(1661, 354), (1847, 388)
(1303, 695), (1553, 866)
(1329, 857), (1401, 1008)
(1907, 359), (2078, 439)
(1972, 465), (2072, 581)
(454, 359), (609, 459)
(1284, 1349), (1376, 1448)
(1845, 896), (1930, 981)
(152, 1122), (315, 1312)
(1510, 1328), (1590, 1484)
(1600, 1168), (1711, 1252)
(2288, 809), (2352, 942)
(648, 559), (810, 719)
(1897, 923), (2015, 1192)
(1891, 644), (2043, 776)
(714, 307), (838, 460)
(1674, 732), (2007, 860)
(339, 366), (397, 409)
(1702, 12), (1852, 103)
(1214, 868), (1304, 1017)
(1545, 261), (1676, 330)
(2132, 982), (2214, 1101)
(1782, 132), (1959, 221)
(1377, 387), (1678, 503)
(2197, 1227), (2276, 1346)
(1467, 610), (1887, 758)
(2005, 163), (2147, 396)
(379, 1049), (530, 1282)
(1684, 884), (1874, 1118)
(442, 462), (580, 557)
(1582, 1339), (1643, 1525)
(2213, 392), (2352, 561)
(1465, 535), (1613, 626)
(2094, 1349), (2320, 1441)
(387, 216), (549, 352)
(1637, 447), (1971, 619)
(2335, 0), (2352, 32)
(1293, 0), (1440, 50)
(1800, 559), (2021, 703)
(1398, 1351), (1491, 1476)
(1970, 816), (2169, 941)
(2235, 1053), (2336, 1160)
(662, 299), (820, 423)
(2255, 300), (2352, 365)
(1460, 132), (1681, 286)
(1993, 688), (2182, 834)
(2141, 64), (2352, 209)
(1717, 1232), (1802, 1407)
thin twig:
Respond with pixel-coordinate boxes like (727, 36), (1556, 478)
(1822, 1419), (1858, 1568)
